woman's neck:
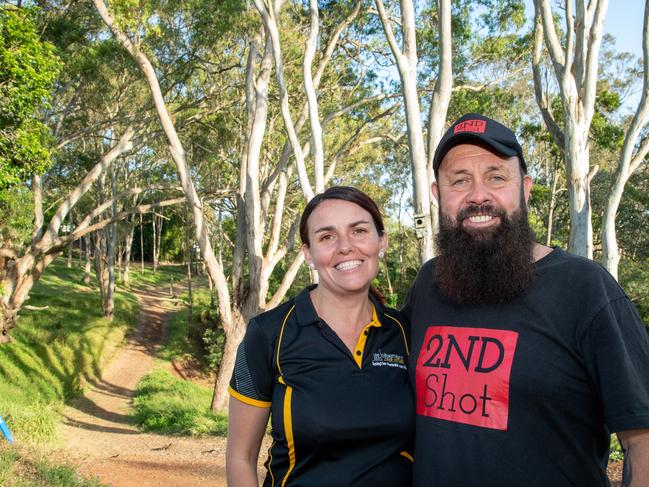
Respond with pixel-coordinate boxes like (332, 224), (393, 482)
(309, 286), (373, 337)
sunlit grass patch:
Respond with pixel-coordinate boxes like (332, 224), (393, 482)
(0, 260), (138, 444)
(133, 369), (227, 436)
(123, 263), (187, 289)
(0, 443), (104, 486)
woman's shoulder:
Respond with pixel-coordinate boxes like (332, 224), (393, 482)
(249, 287), (308, 336)
(376, 302), (409, 329)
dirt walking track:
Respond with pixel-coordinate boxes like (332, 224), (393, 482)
(50, 284), (229, 486)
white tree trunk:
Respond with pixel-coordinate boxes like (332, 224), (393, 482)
(93, 0), (233, 330)
(1, 129), (133, 342)
(601, 0), (649, 278)
(426, 0), (452, 258)
(253, 0), (314, 200)
(123, 218), (135, 285)
(84, 235), (92, 285)
(565, 121), (593, 258)
(304, 0), (325, 193)
(533, 0), (609, 258)
(375, 0), (451, 262)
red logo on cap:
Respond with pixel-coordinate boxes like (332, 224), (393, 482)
(454, 120), (486, 134)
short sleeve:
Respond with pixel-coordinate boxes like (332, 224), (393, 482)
(583, 297), (649, 432)
(228, 318), (274, 408)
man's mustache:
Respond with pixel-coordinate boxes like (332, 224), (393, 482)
(456, 205), (506, 221)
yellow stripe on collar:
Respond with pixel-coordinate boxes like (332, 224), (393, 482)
(352, 304), (382, 368)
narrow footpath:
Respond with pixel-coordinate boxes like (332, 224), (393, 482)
(50, 284), (229, 486)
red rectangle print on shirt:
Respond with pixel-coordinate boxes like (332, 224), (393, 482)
(416, 326), (519, 430)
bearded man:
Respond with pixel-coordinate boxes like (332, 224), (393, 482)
(403, 113), (649, 487)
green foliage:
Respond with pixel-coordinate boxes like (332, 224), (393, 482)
(202, 319), (225, 371)
(0, 260), (138, 443)
(619, 258), (649, 329)
(0, 185), (34, 247)
(132, 369), (227, 436)
(609, 434), (624, 462)
(0, 5), (61, 191)
(0, 443), (105, 487)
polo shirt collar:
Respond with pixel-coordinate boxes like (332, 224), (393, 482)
(294, 285), (320, 327)
(294, 285), (386, 329)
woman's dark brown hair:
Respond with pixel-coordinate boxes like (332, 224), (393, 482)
(299, 186), (386, 303)
(299, 186), (385, 245)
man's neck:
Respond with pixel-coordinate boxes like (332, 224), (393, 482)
(532, 243), (553, 262)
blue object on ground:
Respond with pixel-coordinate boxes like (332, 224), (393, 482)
(0, 415), (14, 443)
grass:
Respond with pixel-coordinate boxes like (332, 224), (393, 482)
(0, 260), (139, 444)
(0, 443), (105, 486)
(131, 280), (229, 437)
(157, 286), (212, 364)
(132, 369), (227, 436)
(122, 262), (187, 289)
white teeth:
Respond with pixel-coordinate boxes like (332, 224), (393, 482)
(335, 260), (362, 271)
(468, 215), (493, 223)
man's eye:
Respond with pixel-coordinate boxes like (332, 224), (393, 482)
(451, 178), (467, 186)
(353, 227), (368, 234)
(319, 234), (333, 242)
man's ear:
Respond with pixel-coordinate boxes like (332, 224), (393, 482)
(431, 181), (439, 203)
(523, 175), (532, 204)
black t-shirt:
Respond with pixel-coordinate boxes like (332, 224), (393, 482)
(230, 285), (414, 486)
(403, 249), (649, 486)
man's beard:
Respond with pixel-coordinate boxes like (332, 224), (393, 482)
(433, 201), (536, 306)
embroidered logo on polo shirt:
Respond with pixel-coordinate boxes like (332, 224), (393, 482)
(372, 350), (407, 370)
(416, 326), (518, 430)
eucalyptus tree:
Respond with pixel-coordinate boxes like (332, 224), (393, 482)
(373, 0), (452, 261)
(91, 0), (399, 410)
(532, 0), (609, 258)
(0, 1), (188, 340)
(601, 0), (649, 279)
(372, 0), (531, 262)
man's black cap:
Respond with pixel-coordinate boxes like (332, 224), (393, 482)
(433, 113), (526, 174)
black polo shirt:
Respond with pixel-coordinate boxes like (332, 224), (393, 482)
(229, 285), (414, 486)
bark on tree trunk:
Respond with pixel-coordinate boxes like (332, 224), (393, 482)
(152, 215), (158, 273)
(565, 124), (593, 258)
(211, 313), (247, 411)
(123, 218), (135, 286)
(601, 0), (649, 279)
(67, 213), (74, 268)
(139, 213), (145, 274)
(545, 167), (561, 247)
(185, 220), (194, 339)
(84, 235), (92, 285)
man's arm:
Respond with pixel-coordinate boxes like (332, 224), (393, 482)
(617, 428), (649, 487)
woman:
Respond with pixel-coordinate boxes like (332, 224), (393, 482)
(226, 186), (413, 486)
